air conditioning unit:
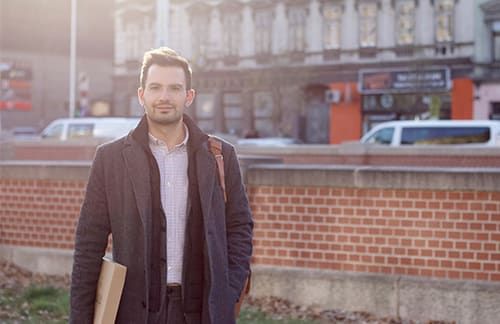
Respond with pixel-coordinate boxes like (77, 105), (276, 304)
(325, 89), (341, 103)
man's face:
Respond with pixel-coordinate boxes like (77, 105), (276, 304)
(138, 64), (195, 127)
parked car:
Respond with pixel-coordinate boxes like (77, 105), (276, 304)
(236, 137), (302, 147)
(40, 117), (140, 141)
(210, 132), (240, 145)
(7, 127), (39, 140)
(360, 120), (500, 146)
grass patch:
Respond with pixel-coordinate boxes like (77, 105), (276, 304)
(0, 285), (69, 324)
(23, 285), (69, 316)
(238, 308), (319, 324)
(1, 285), (316, 324)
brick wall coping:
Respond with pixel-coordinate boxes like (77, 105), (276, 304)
(247, 164), (500, 191)
(0, 160), (91, 180)
(236, 143), (500, 157)
(3, 160), (500, 191)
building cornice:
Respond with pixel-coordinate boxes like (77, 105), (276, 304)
(114, 4), (152, 18)
(248, 0), (275, 10)
(186, 2), (213, 15)
(217, 0), (244, 11)
(481, 0), (500, 22)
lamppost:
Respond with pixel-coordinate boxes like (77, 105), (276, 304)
(69, 0), (77, 118)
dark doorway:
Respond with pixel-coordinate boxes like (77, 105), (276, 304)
(304, 84), (330, 144)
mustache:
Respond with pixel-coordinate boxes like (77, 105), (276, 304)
(153, 101), (176, 109)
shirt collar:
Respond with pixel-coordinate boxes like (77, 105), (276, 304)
(148, 123), (189, 148)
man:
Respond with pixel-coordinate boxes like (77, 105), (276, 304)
(70, 47), (253, 324)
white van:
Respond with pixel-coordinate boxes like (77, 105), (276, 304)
(360, 120), (500, 147)
(40, 117), (140, 141)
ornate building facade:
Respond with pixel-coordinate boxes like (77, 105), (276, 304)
(114, 0), (477, 144)
(473, 0), (500, 120)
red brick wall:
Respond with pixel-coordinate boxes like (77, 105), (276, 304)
(1, 164), (499, 283)
(249, 186), (500, 282)
(0, 178), (85, 250)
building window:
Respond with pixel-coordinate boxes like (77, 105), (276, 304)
(322, 3), (342, 50)
(434, 0), (454, 43)
(222, 12), (241, 59)
(187, 3), (212, 66)
(395, 0), (416, 46)
(190, 14), (210, 65)
(288, 5), (307, 53)
(124, 23), (141, 61)
(223, 93), (243, 134)
(255, 9), (273, 56)
(118, 7), (154, 63)
(492, 21), (500, 62)
(490, 102), (500, 120)
(358, 1), (378, 48)
(253, 91), (275, 137)
(194, 93), (216, 132)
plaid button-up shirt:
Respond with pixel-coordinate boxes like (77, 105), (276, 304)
(149, 125), (189, 284)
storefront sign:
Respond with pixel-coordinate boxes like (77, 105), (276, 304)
(0, 63), (32, 111)
(359, 67), (451, 94)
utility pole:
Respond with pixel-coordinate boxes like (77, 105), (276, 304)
(69, 0), (77, 118)
(155, 0), (169, 47)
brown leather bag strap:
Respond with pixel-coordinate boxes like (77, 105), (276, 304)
(208, 136), (227, 202)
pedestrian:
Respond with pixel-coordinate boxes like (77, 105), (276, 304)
(70, 47), (253, 324)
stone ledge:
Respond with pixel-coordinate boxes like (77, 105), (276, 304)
(0, 245), (74, 276)
(251, 265), (500, 324)
(247, 164), (500, 191)
(235, 143), (500, 157)
(0, 161), (91, 180)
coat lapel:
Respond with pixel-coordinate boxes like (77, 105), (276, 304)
(196, 146), (216, 223)
(122, 142), (151, 229)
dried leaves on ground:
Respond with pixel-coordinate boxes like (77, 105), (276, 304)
(0, 260), (70, 323)
(243, 296), (456, 324)
(0, 260), (69, 291)
(1, 260), (455, 324)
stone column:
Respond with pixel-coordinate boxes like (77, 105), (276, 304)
(379, 0), (394, 49)
(213, 90), (225, 132)
(208, 7), (221, 59)
(308, 0), (322, 53)
(241, 4), (255, 58)
(273, 2), (287, 55)
(342, 0), (357, 51)
(114, 13), (124, 65)
(417, 0), (434, 46)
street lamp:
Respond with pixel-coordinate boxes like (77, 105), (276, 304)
(69, 0), (77, 118)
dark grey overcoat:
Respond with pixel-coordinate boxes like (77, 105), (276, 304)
(70, 116), (253, 324)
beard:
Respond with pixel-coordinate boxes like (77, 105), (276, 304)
(145, 102), (184, 126)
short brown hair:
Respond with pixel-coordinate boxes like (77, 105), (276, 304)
(139, 47), (192, 90)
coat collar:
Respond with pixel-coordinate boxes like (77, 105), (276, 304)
(126, 114), (209, 153)
(122, 113), (217, 226)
